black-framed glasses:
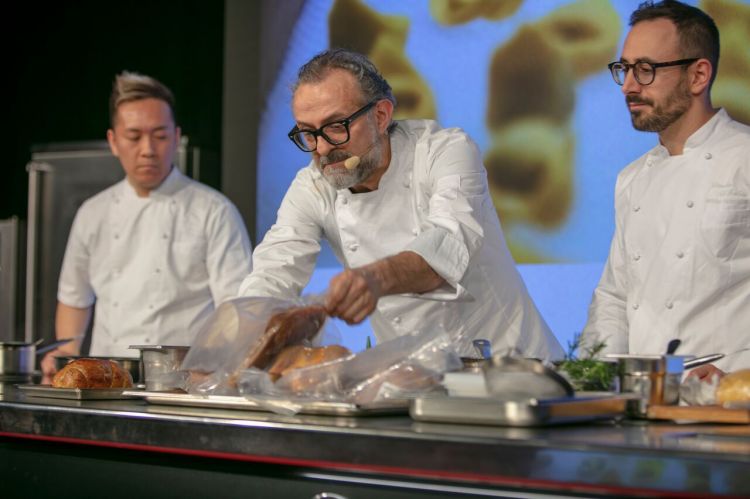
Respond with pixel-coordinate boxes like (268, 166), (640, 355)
(607, 58), (698, 86)
(288, 101), (377, 152)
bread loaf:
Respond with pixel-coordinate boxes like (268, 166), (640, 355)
(241, 305), (328, 371)
(52, 358), (133, 389)
(268, 345), (352, 380)
(716, 369), (750, 405)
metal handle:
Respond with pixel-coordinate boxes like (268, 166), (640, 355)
(684, 353), (724, 369)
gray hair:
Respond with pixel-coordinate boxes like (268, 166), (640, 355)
(293, 48), (396, 108)
(109, 71), (176, 127)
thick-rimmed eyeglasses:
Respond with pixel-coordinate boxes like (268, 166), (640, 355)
(288, 101), (377, 152)
(607, 58), (698, 86)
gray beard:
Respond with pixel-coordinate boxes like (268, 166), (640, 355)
(629, 76), (692, 132)
(318, 142), (381, 190)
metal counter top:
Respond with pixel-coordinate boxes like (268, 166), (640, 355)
(1, 383), (749, 497)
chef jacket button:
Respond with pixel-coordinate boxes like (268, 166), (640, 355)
(632, 253), (641, 261)
(113, 301), (119, 307)
(632, 303), (639, 310)
(114, 234), (119, 240)
(646, 159), (653, 167)
(412, 228), (419, 236)
(114, 198), (120, 204)
(633, 205), (640, 212)
(162, 233), (168, 239)
(686, 200), (694, 208)
(393, 316), (401, 324)
(145, 338), (151, 343)
(155, 268), (161, 273)
(676, 251), (685, 259)
(149, 304), (154, 310)
(403, 181), (411, 188)
(666, 302), (674, 310)
(341, 197), (348, 205)
(348, 243), (359, 252)
(704, 152), (712, 160)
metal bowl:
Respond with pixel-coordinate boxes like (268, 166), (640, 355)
(606, 354), (685, 417)
(53, 356), (142, 384)
(129, 345), (189, 391)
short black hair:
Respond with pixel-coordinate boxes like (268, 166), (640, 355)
(109, 71), (176, 128)
(630, 0), (720, 86)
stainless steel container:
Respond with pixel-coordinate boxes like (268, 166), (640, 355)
(608, 354), (684, 417)
(0, 342), (36, 374)
(130, 345), (189, 391)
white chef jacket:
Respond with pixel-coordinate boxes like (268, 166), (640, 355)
(58, 167), (253, 357)
(239, 120), (563, 361)
(582, 109), (750, 372)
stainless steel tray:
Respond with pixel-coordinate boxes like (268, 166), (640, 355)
(123, 390), (409, 416)
(17, 384), (141, 400)
(410, 393), (631, 426)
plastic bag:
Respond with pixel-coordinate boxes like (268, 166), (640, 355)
(179, 294), (340, 394)
(237, 327), (462, 410)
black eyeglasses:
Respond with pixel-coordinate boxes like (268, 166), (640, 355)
(288, 101), (377, 152)
(607, 58), (698, 86)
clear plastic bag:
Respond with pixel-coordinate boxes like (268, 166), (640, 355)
(236, 327), (463, 411)
(179, 294), (340, 394)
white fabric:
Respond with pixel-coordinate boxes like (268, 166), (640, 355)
(58, 167), (253, 357)
(239, 120), (563, 361)
(582, 109), (750, 372)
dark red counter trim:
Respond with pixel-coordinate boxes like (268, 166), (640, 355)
(2, 430), (738, 499)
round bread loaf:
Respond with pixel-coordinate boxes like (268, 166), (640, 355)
(52, 358), (134, 389)
(716, 369), (750, 405)
(268, 345), (351, 380)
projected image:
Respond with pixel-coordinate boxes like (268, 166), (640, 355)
(256, 0), (750, 348)
(259, 0), (749, 264)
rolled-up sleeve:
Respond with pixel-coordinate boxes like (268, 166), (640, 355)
(405, 131), (487, 298)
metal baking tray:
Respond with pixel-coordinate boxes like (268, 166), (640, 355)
(410, 393), (631, 426)
(16, 384), (141, 400)
(123, 390), (409, 416)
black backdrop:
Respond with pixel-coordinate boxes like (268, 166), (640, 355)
(3, 0), (226, 220)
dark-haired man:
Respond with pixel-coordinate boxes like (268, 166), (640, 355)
(582, 0), (750, 377)
(41, 72), (252, 380)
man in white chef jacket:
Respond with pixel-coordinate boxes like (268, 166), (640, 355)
(41, 71), (253, 379)
(582, 0), (750, 377)
(238, 48), (564, 362)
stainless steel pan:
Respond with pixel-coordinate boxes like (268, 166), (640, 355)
(0, 338), (75, 374)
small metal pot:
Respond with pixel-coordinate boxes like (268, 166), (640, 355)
(54, 356), (142, 384)
(608, 354), (684, 417)
(0, 341), (38, 375)
(130, 345), (189, 391)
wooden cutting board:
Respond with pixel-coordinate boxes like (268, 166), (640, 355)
(647, 404), (750, 424)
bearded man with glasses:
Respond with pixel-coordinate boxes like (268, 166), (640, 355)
(582, 0), (750, 379)
(239, 48), (564, 362)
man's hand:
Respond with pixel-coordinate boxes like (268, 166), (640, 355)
(40, 345), (79, 384)
(326, 267), (383, 324)
(686, 363), (726, 382)
(325, 251), (444, 324)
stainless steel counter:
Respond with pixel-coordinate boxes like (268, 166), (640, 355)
(1, 383), (749, 498)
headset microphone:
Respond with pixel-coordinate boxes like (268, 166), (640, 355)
(342, 134), (383, 170)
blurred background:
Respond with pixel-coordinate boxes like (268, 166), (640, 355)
(3, 0), (749, 352)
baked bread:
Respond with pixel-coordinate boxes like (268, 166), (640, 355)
(240, 305), (328, 371)
(52, 358), (133, 389)
(268, 345), (352, 381)
(716, 369), (750, 405)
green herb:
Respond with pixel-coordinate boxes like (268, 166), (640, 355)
(366, 336), (372, 350)
(556, 333), (617, 392)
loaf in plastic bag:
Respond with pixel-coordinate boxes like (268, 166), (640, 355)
(179, 295), (340, 394)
